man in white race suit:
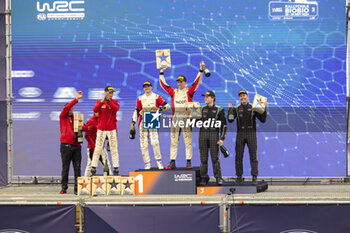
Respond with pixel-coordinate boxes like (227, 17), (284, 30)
(159, 61), (205, 169)
(131, 81), (170, 169)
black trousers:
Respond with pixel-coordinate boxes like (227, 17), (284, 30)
(88, 149), (104, 165)
(235, 131), (258, 177)
(199, 131), (222, 180)
(60, 143), (81, 191)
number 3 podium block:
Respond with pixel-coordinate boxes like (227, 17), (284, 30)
(129, 169), (197, 195)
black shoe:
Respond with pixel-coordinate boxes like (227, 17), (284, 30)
(59, 189), (67, 194)
(165, 160), (176, 170)
(252, 176), (257, 185)
(200, 178), (208, 186)
(186, 160), (192, 169)
(216, 177), (224, 186)
(113, 167), (119, 176)
(91, 167), (96, 176)
(236, 176), (243, 185)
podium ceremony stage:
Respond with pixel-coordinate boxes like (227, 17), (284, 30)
(130, 167), (268, 195)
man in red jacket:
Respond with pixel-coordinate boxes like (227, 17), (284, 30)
(59, 91), (83, 194)
(83, 113), (112, 176)
(91, 86), (120, 176)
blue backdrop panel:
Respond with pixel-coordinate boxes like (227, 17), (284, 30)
(230, 204), (350, 233)
(12, 0), (346, 177)
(0, 205), (76, 233)
(85, 205), (220, 233)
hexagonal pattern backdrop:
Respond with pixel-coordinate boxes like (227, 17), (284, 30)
(11, 0), (346, 177)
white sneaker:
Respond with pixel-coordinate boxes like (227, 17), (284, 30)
(156, 160), (164, 170)
(144, 163), (151, 170)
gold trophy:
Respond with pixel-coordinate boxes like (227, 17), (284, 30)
(252, 94), (267, 114)
(156, 49), (171, 69)
(74, 113), (84, 143)
(186, 102), (200, 109)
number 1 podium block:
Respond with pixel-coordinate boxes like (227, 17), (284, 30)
(129, 169), (198, 195)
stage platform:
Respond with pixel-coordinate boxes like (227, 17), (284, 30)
(1, 183), (350, 205)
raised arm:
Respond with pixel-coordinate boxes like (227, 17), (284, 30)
(255, 101), (267, 123)
(59, 91), (82, 119)
(227, 103), (237, 123)
(156, 95), (171, 111)
(256, 108), (267, 123)
(110, 99), (120, 112)
(187, 61), (205, 95)
(93, 100), (103, 113)
(159, 67), (175, 96)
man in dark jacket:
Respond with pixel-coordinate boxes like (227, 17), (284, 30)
(196, 91), (227, 186)
(228, 90), (267, 185)
(59, 91), (83, 194)
(91, 86), (120, 176)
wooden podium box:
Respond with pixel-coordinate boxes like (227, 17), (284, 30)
(106, 176), (122, 195)
(121, 177), (135, 195)
(78, 177), (91, 196)
(91, 176), (107, 196)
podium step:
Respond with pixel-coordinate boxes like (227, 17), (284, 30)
(197, 181), (268, 194)
(130, 168), (200, 195)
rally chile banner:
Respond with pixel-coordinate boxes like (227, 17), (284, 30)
(12, 0), (346, 177)
(0, 205), (76, 233)
(84, 205), (220, 233)
(230, 205), (350, 233)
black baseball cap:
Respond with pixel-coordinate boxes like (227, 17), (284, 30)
(105, 86), (116, 92)
(176, 75), (187, 82)
(143, 81), (152, 87)
(202, 91), (215, 97)
(238, 90), (247, 96)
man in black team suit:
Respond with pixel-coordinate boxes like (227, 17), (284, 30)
(196, 91), (227, 186)
(228, 90), (267, 185)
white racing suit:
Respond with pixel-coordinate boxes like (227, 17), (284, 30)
(91, 99), (120, 170)
(160, 71), (203, 160)
(132, 92), (170, 164)
(84, 148), (112, 177)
